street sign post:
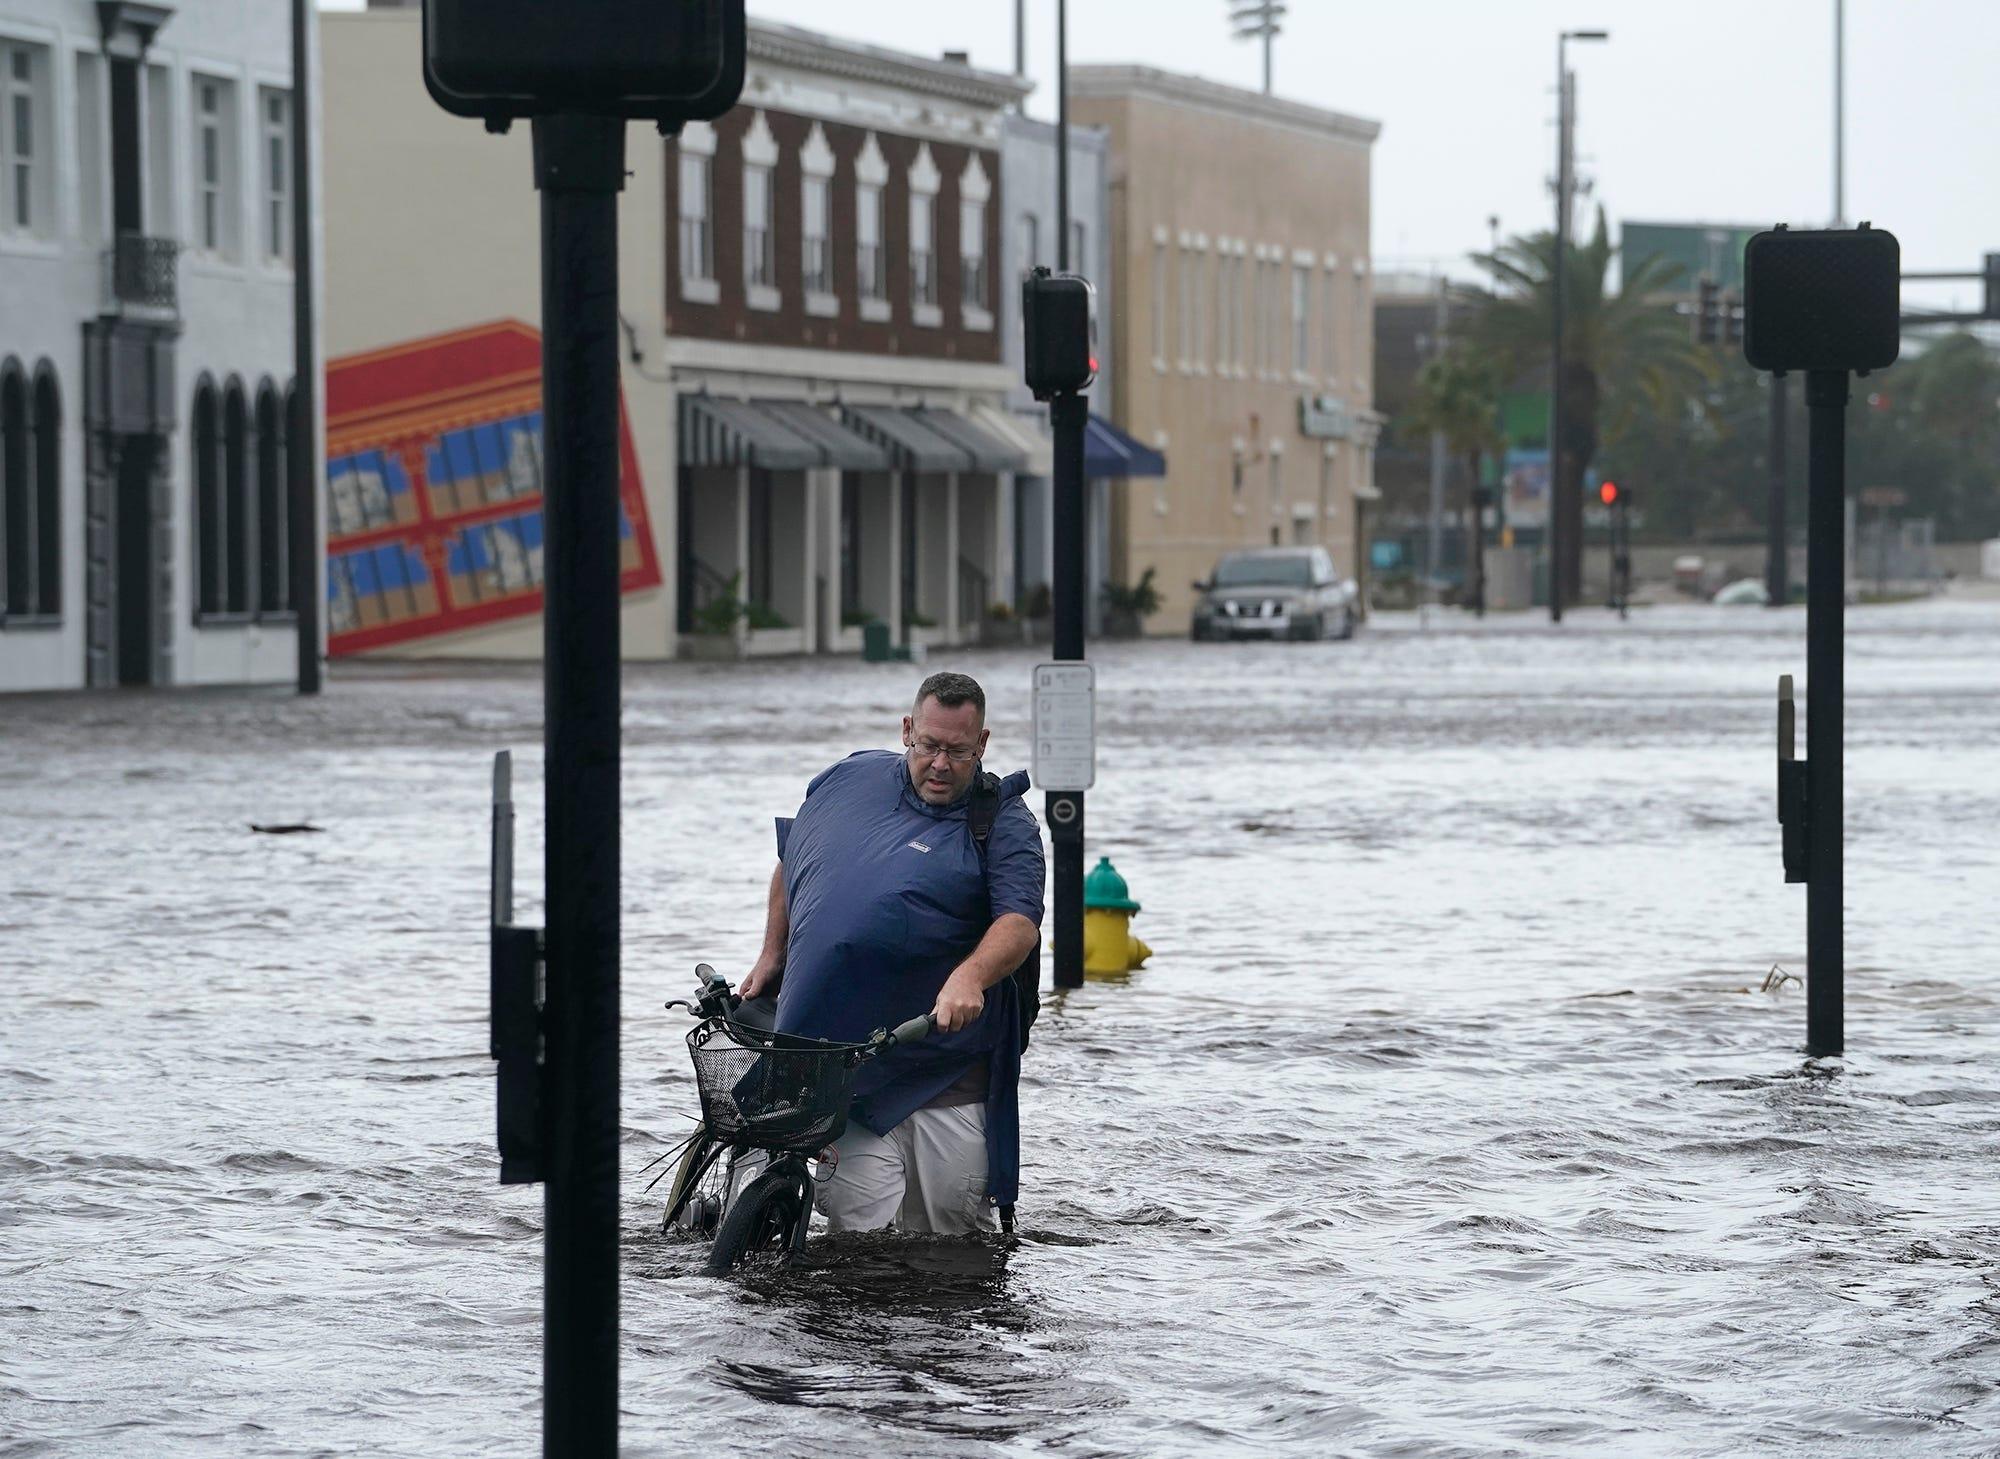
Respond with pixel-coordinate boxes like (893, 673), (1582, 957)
(1745, 223), (1900, 1060)
(433, 5), (745, 1455)
(1024, 267), (1097, 989)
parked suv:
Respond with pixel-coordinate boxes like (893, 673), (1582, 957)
(1190, 547), (1359, 642)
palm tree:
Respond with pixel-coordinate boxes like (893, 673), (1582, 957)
(1403, 345), (1503, 609)
(1470, 209), (1715, 605)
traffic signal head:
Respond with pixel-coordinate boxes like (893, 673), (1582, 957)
(1742, 225), (1901, 374)
(1599, 480), (1619, 507)
(1696, 277), (1719, 346)
(424, 0), (747, 125)
(1023, 268), (1098, 400)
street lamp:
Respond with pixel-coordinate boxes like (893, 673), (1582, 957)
(1548, 27), (1607, 623)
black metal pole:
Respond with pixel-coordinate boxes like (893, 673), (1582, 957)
(1055, 0), (1068, 273)
(1804, 368), (1846, 1057)
(1766, 372), (1789, 607)
(1049, 390), (1086, 989)
(532, 113), (625, 1458)
(289, 0), (320, 694)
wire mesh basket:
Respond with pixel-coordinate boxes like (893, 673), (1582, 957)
(686, 1020), (866, 1153)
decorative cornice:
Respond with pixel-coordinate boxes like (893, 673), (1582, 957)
(1068, 64), (1380, 146)
(749, 22), (1031, 113)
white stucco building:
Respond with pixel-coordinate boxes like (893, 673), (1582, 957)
(0, 0), (318, 692)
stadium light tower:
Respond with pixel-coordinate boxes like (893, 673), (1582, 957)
(1229, 1), (1286, 94)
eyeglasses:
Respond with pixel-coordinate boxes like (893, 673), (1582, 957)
(906, 737), (979, 765)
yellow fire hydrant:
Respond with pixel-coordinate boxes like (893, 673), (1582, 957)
(1083, 856), (1152, 976)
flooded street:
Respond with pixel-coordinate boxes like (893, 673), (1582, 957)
(6, 600), (2000, 1456)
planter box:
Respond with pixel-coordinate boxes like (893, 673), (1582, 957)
(679, 632), (745, 661)
(977, 618), (1027, 647)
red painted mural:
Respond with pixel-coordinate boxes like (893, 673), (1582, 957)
(323, 320), (660, 656)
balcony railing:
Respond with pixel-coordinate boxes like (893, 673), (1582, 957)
(104, 233), (180, 317)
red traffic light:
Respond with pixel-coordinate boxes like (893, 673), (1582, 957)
(1599, 480), (1620, 507)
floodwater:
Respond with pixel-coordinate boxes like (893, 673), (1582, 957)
(6, 600), (2000, 1457)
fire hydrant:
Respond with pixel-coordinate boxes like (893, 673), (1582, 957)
(1083, 856), (1152, 975)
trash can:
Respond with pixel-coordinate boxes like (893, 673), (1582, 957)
(862, 621), (891, 662)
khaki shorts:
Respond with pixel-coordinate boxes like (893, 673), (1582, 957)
(813, 1103), (997, 1236)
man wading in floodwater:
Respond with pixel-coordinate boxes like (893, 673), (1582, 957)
(739, 671), (1044, 1234)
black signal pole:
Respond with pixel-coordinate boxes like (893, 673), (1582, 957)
(1766, 374), (1789, 607)
(533, 114), (625, 1456)
(289, 0), (320, 694)
(1803, 368), (1846, 1056)
(1049, 390), (1086, 989)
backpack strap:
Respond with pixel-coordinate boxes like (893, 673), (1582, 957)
(967, 770), (1001, 858)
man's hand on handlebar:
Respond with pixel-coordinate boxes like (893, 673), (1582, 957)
(739, 956), (781, 1001)
(932, 968), (985, 1034)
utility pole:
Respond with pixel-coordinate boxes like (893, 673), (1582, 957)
(1229, 1), (1285, 95)
(1832, 0), (1846, 228)
(1015, 0), (1026, 79)
(1056, 0), (1068, 271)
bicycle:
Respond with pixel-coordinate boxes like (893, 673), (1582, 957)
(656, 963), (933, 1275)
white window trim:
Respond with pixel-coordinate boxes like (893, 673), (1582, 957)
(257, 84), (292, 271)
(677, 132), (717, 302)
(187, 68), (241, 265)
(0, 37), (54, 244)
(1150, 230), (1168, 373)
(908, 143), (941, 324)
(1290, 257), (1313, 384)
(855, 157), (888, 321)
(741, 112), (779, 309)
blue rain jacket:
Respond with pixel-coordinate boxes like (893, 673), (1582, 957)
(774, 750), (1044, 1207)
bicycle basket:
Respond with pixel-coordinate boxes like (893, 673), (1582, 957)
(687, 1020), (864, 1153)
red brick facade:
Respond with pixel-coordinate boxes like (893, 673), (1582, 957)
(664, 109), (1003, 364)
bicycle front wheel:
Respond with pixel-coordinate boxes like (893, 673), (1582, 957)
(706, 1163), (807, 1275)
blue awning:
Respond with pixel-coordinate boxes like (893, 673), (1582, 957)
(1085, 414), (1167, 478)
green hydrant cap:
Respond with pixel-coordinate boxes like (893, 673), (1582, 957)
(1084, 856), (1141, 912)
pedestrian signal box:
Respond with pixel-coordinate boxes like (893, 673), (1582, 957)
(1743, 226), (1900, 375)
(424, 0), (746, 125)
(1023, 268), (1097, 400)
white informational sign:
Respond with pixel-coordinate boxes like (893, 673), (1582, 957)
(1032, 662), (1096, 792)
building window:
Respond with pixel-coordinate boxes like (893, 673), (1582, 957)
(1292, 262), (1311, 376)
(144, 63), (172, 237)
(1150, 236), (1167, 369)
(960, 197), (987, 312)
(192, 381), (222, 616)
(803, 172), (832, 295)
(260, 89), (290, 264)
(743, 161), (774, 293)
(676, 122), (717, 303)
(31, 366), (59, 618)
(678, 151), (712, 282)
(256, 381), (289, 614)
(223, 382), (251, 615)
(192, 75), (238, 258)
(75, 53), (104, 244)
(855, 133), (891, 321)
(857, 182), (885, 303)
(1, 42), (48, 236)
(1215, 247), (1234, 374)
(0, 360), (59, 622)
(799, 121), (836, 314)
(908, 143), (941, 324)
(1323, 259), (1340, 383)
(910, 191), (937, 311)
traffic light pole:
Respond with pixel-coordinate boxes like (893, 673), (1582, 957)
(1048, 390), (1087, 990)
(1766, 373), (1789, 607)
(1804, 368), (1846, 1057)
(533, 114), (625, 1458)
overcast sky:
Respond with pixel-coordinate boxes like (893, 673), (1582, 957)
(342, 1), (1997, 311)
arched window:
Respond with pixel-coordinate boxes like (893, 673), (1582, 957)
(255, 380), (286, 614)
(1, 360), (29, 621)
(223, 378), (250, 615)
(192, 377), (222, 617)
(32, 363), (58, 617)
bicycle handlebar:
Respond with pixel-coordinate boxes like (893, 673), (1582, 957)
(886, 1013), (935, 1047)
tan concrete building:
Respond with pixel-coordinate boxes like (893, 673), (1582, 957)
(1070, 67), (1381, 631)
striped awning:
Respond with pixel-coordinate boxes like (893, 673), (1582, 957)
(839, 405), (975, 473)
(910, 407), (1029, 473)
(759, 401), (892, 471)
(678, 395), (823, 471)
(973, 404), (1054, 477)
